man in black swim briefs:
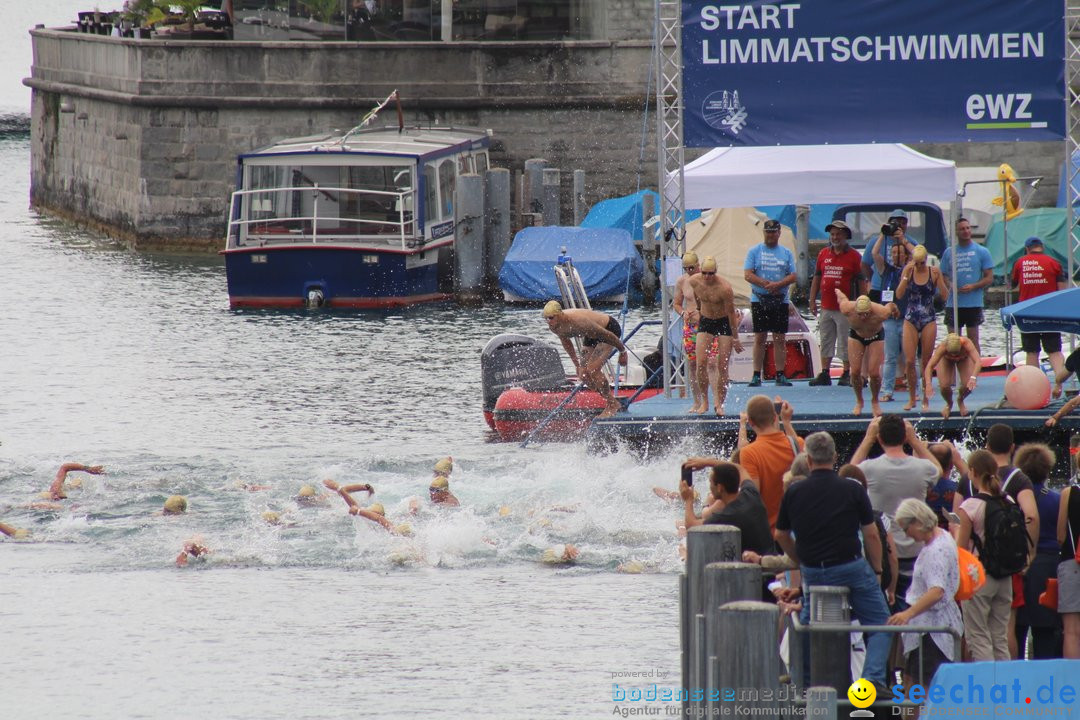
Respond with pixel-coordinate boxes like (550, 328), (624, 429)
(542, 301), (630, 418)
(836, 290), (898, 417)
(686, 256), (744, 415)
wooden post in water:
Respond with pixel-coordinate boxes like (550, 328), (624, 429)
(484, 168), (511, 294)
(523, 159), (547, 220)
(684, 525), (741, 718)
(573, 169), (586, 225)
(703, 562), (762, 717)
(453, 173), (485, 303)
(542, 168), (561, 226)
(716, 601), (780, 716)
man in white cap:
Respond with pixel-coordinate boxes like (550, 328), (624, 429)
(836, 290), (898, 416)
(744, 218), (797, 387)
(923, 333), (981, 418)
(542, 301), (629, 418)
(686, 256), (743, 414)
(808, 220), (865, 386)
(1010, 236), (1067, 387)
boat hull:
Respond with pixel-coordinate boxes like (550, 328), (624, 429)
(223, 245), (449, 308)
(491, 386), (663, 441)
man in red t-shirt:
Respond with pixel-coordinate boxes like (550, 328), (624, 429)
(808, 220), (865, 386)
(1010, 236), (1067, 380)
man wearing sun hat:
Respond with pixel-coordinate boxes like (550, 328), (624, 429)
(1011, 236), (1067, 385)
(808, 219), (865, 386)
(542, 301), (629, 418)
(744, 219), (797, 387)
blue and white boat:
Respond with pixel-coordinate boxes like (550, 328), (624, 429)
(222, 124), (491, 308)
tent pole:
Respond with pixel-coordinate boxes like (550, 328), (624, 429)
(950, 194), (960, 333)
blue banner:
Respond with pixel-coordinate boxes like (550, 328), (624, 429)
(682, 0), (1066, 147)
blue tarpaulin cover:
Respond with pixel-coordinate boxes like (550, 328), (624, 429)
(498, 227), (644, 301)
(1000, 288), (1080, 335)
(580, 189), (702, 241)
(984, 207), (1079, 278)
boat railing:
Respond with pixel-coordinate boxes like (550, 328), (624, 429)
(226, 185), (418, 250)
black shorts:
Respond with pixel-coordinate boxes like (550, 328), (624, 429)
(1020, 331), (1062, 354)
(583, 316), (622, 348)
(848, 328), (884, 347)
(697, 315), (732, 337)
(944, 306), (984, 330)
(750, 298), (788, 334)
(1066, 347), (1080, 374)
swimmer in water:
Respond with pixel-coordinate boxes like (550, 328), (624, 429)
(175, 537), (210, 567)
(323, 479), (405, 534)
(541, 544), (580, 565)
(163, 495), (188, 515)
(0, 521), (29, 539)
(45, 462), (105, 501)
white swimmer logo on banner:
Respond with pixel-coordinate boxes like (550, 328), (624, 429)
(702, 90), (748, 135)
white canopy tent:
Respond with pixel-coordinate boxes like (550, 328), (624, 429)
(677, 143), (957, 209)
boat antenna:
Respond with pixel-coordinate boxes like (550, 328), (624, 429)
(338, 90), (402, 146)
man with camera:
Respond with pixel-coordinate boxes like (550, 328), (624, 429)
(808, 220), (866, 386)
(940, 217), (994, 353)
(744, 219), (797, 387)
(862, 210), (915, 302)
(678, 458), (773, 555)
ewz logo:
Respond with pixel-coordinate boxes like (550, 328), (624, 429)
(965, 92), (1046, 130)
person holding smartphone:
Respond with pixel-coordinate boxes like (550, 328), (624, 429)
(678, 458), (772, 555)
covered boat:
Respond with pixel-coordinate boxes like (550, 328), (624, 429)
(498, 227), (644, 303)
(222, 124), (491, 308)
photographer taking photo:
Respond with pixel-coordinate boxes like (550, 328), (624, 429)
(861, 209), (916, 303)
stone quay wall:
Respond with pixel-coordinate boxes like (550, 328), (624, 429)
(27, 25), (1071, 253)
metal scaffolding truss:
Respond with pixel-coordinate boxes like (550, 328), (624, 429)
(654, 0), (687, 396)
(1068, 4), (1080, 286)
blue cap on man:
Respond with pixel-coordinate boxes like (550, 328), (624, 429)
(888, 209), (908, 221)
(1024, 236), (1043, 249)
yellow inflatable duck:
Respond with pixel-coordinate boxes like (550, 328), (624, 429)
(991, 162), (1024, 221)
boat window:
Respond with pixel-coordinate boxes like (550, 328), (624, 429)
(438, 160), (455, 218)
(424, 163), (439, 224)
(475, 152), (489, 174)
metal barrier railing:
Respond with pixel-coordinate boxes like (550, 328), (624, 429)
(226, 185), (416, 249)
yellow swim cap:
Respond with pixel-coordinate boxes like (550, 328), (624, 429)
(498, 505), (512, 517)
(700, 257), (718, 273)
(618, 560), (645, 574)
(297, 485), (316, 498)
(912, 244), (928, 262)
(945, 333), (962, 354)
(13, 528), (29, 539)
(430, 476), (449, 491)
(163, 495), (188, 514)
(395, 523), (413, 537)
(65, 477), (83, 489)
(433, 457), (453, 476)
(541, 544), (568, 564)
(542, 300), (563, 318)
(855, 295), (872, 313)
(262, 511), (281, 525)
(682, 251), (699, 268)
(367, 503), (386, 517)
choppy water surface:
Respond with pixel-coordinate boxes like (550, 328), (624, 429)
(0, 132), (687, 718)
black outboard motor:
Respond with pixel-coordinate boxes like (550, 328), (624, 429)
(481, 334), (569, 416)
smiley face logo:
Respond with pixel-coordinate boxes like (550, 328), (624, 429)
(847, 678), (876, 708)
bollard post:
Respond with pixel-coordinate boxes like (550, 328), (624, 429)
(542, 168), (561, 226)
(573, 169), (586, 225)
(453, 173), (485, 303)
(806, 686), (838, 720)
(704, 562), (762, 717)
(484, 168), (511, 294)
(808, 585), (852, 693)
(685, 525), (741, 718)
(679, 572), (689, 720)
(523, 158), (547, 219)
(716, 601), (780, 716)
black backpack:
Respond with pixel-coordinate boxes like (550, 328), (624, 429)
(972, 493), (1031, 579)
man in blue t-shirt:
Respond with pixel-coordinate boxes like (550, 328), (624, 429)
(744, 219), (797, 387)
(940, 217), (994, 352)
